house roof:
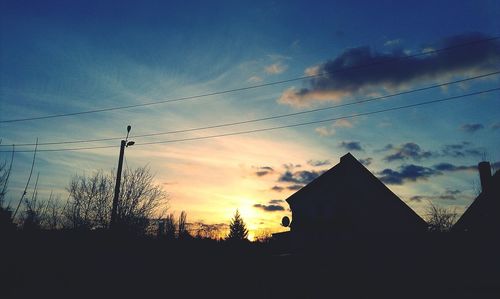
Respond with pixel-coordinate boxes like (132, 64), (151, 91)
(452, 170), (500, 232)
(286, 152), (427, 232)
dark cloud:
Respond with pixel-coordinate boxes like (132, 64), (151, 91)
(433, 161), (499, 173)
(358, 158), (373, 166)
(253, 203), (285, 212)
(255, 171), (269, 177)
(433, 163), (476, 172)
(278, 170), (324, 184)
(287, 184), (304, 191)
(378, 164), (441, 185)
(254, 166), (274, 177)
(279, 32), (500, 107)
(271, 185), (284, 192)
(268, 199), (284, 204)
(381, 144), (394, 151)
(441, 142), (484, 158)
(339, 141), (363, 151)
(461, 123), (484, 133)
(308, 159), (331, 167)
(384, 142), (434, 162)
(409, 189), (463, 202)
(409, 195), (424, 202)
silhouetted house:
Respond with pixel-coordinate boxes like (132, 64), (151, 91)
(452, 162), (500, 233)
(286, 153), (427, 236)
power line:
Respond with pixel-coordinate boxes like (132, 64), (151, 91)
(2, 87), (498, 153)
(1, 35), (499, 124)
(3, 70), (499, 147)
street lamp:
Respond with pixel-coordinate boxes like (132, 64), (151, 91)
(110, 125), (134, 230)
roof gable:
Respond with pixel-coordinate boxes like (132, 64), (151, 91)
(285, 152), (427, 232)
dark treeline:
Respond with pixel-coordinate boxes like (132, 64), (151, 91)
(3, 228), (500, 298)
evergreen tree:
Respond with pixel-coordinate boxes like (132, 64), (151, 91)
(227, 209), (248, 241)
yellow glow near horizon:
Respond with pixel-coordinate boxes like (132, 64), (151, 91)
(127, 133), (314, 236)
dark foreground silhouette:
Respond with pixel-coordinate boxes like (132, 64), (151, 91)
(2, 230), (499, 299)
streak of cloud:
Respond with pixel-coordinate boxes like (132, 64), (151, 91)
(460, 123), (484, 133)
(265, 63), (287, 75)
(253, 203), (285, 212)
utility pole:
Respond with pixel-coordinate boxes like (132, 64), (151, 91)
(110, 125), (134, 230)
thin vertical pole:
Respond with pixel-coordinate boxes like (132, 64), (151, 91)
(110, 140), (126, 229)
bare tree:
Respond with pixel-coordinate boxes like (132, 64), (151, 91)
(0, 144), (14, 206)
(39, 192), (63, 230)
(64, 166), (168, 235)
(64, 170), (113, 230)
(116, 166), (167, 234)
(425, 201), (458, 232)
(20, 173), (43, 230)
(164, 213), (176, 239)
(178, 211), (188, 238)
(0, 145), (15, 231)
(254, 229), (272, 243)
(192, 222), (227, 240)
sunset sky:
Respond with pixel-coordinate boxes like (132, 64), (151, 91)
(1, 0), (499, 239)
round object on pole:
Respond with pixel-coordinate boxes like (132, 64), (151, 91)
(281, 216), (290, 227)
(127, 125), (131, 133)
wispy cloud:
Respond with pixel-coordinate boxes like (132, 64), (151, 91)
(315, 119), (353, 137)
(333, 119), (354, 128)
(268, 199), (284, 204)
(359, 157), (373, 166)
(409, 189), (466, 202)
(287, 184), (304, 191)
(253, 166), (274, 177)
(315, 126), (335, 137)
(265, 63), (287, 75)
(278, 32), (500, 107)
(247, 76), (263, 83)
(308, 159), (331, 167)
(441, 142), (484, 158)
(433, 163), (476, 172)
(460, 123), (484, 133)
(271, 185), (284, 192)
(384, 39), (402, 46)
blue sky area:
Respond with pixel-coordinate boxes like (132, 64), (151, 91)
(1, 0), (499, 234)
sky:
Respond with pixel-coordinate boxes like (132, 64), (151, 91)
(1, 0), (499, 239)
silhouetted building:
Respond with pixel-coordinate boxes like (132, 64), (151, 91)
(286, 153), (427, 238)
(452, 162), (500, 233)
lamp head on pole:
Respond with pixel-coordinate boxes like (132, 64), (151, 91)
(125, 125), (134, 147)
(125, 125), (132, 142)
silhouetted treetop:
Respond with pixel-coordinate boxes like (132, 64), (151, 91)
(227, 209), (248, 241)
